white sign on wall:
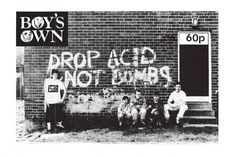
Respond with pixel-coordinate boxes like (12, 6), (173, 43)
(179, 32), (209, 45)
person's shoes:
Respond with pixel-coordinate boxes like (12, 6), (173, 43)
(47, 128), (55, 134)
(131, 122), (137, 128)
(141, 121), (146, 127)
(163, 118), (170, 128)
(56, 121), (64, 129)
(176, 117), (180, 124)
(46, 122), (51, 131)
(149, 118), (153, 124)
(176, 117), (183, 127)
(165, 118), (169, 125)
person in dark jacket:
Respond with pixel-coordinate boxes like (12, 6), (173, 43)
(146, 91), (164, 127)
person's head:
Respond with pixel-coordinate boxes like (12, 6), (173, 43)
(153, 91), (160, 102)
(175, 82), (182, 92)
(51, 69), (59, 80)
(135, 89), (142, 99)
(122, 96), (129, 104)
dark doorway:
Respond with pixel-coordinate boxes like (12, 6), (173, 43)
(180, 45), (209, 96)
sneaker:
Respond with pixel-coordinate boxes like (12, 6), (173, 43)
(131, 122), (137, 128)
(47, 128), (55, 134)
(176, 117), (180, 124)
(47, 122), (51, 131)
(165, 118), (169, 124)
(176, 117), (183, 124)
(56, 121), (64, 128)
(163, 118), (170, 128)
(149, 118), (154, 124)
(141, 122), (146, 126)
(176, 117), (184, 127)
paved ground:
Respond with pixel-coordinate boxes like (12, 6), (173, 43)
(16, 100), (27, 140)
(16, 100), (218, 143)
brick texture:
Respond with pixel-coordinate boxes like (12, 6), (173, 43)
(24, 11), (218, 127)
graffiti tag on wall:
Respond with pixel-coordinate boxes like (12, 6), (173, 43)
(47, 47), (172, 113)
(47, 47), (172, 89)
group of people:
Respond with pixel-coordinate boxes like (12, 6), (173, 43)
(44, 69), (188, 133)
(117, 82), (188, 128)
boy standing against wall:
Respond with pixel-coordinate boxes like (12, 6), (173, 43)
(44, 69), (66, 133)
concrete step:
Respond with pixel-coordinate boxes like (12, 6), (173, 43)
(187, 102), (212, 109)
(185, 109), (215, 116)
(183, 116), (217, 124)
(183, 124), (218, 128)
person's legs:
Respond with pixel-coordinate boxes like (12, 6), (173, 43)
(50, 104), (57, 131)
(131, 108), (138, 125)
(164, 104), (171, 121)
(151, 109), (160, 127)
(158, 107), (165, 126)
(176, 104), (188, 124)
(56, 103), (65, 129)
(118, 113), (124, 126)
(164, 104), (179, 126)
(125, 112), (132, 126)
(140, 108), (147, 125)
(45, 105), (52, 131)
(146, 108), (152, 126)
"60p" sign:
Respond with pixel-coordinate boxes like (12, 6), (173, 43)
(179, 32), (209, 45)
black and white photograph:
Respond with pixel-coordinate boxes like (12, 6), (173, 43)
(2, 0), (236, 156)
(16, 11), (218, 143)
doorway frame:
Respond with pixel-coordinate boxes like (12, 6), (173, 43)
(178, 31), (211, 102)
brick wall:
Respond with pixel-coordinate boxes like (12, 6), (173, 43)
(24, 11), (218, 128)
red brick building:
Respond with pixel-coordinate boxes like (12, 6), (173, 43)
(23, 11), (218, 129)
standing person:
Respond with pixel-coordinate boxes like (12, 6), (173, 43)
(146, 91), (164, 127)
(44, 69), (66, 133)
(130, 89), (147, 126)
(164, 82), (188, 125)
(117, 96), (132, 127)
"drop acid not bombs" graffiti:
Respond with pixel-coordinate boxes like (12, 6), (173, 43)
(47, 47), (172, 88)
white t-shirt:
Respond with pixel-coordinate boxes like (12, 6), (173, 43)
(168, 90), (186, 106)
(44, 78), (66, 104)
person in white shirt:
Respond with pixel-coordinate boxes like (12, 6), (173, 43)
(164, 82), (188, 125)
(44, 69), (66, 133)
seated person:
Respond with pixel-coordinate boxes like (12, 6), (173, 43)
(164, 82), (188, 125)
(130, 89), (147, 126)
(146, 91), (164, 127)
(117, 96), (132, 127)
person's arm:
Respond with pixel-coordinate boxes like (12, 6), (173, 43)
(44, 100), (48, 113)
(168, 92), (178, 107)
(179, 91), (187, 105)
(130, 98), (135, 108)
(118, 103), (123, 114)
(43, 79), (49, 112)
(60, 81), (66, 102)
(126, 104), (131, 113)
(167, 92), (174, 104)
(142, 97), (147, 108)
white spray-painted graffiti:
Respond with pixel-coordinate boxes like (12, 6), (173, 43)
(48, 47), (172, 88)
(47, 47), (172, 113)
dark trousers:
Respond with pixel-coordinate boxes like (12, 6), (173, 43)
(46, 103), (64, 128)
(146, 107), (164, 125)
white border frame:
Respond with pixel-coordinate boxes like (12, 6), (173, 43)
(178, 31), (211, 102)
